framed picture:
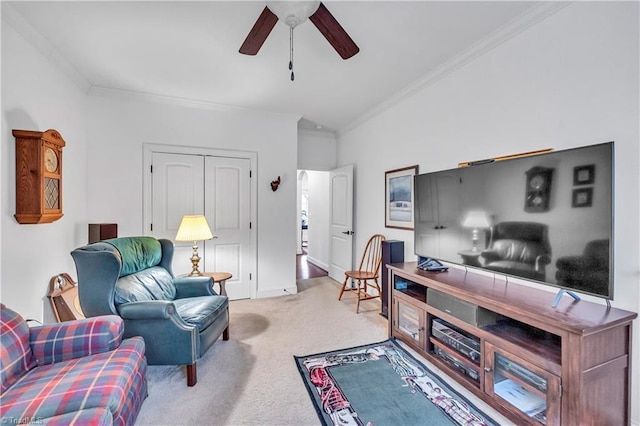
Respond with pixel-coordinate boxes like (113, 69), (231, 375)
(572, 187), (593, 208)
(573, 164), (595, 185)
(385, 165), (418, 230)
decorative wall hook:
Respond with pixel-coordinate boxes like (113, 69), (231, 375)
(270, 176), (281, 192)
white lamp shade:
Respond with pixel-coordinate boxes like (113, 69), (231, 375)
(267, 1), (320, 28)
(462, 211), (490, 228)
(175, 215), (213, 242)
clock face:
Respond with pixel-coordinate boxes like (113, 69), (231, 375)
(529, 174), (545, 190)
(44, 147), (58, 173)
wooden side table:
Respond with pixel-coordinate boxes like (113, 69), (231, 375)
(201, 272), (233, 296)
(457, 250), (482, 267)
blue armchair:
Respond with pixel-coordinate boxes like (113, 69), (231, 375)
(71, 236), (229, 386)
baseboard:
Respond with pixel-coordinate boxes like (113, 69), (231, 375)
(306, 256), (328, 271)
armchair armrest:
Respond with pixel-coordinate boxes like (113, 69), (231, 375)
(535, 254), (552, 271)
(556, 255), (584, 271)
(117, 300), (178, 320)
(480, 249), (501, 263)
(174, 276), (218, 299)
(29, 315), (123, 366)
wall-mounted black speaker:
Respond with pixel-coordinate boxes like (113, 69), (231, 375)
(381, 240), (404, 318)
(88, 223), (118, 244)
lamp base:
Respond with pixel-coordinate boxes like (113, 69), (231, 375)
(471, 228), (479, 252)
(188, 242), (203, 276)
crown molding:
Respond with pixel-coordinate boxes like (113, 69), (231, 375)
(2, 3), (92, 92)
(298, 128), (337, 138)
(337, 1), (572, 138)
(3, 2), (298, 123)
(88, 86), (301, 123)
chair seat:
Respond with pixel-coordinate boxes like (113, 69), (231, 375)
(174, 296), (228, 332)
(344, 271), (377, 280)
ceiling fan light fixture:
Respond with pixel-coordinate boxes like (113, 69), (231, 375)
(266, 1), (321, 28)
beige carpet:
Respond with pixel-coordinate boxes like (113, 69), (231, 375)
(135, 277), (510, 426)
(135, 277), (387, 425)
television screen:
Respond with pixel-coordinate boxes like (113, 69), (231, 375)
(414, 142), (613, 299)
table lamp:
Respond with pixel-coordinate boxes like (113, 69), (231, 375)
(175, 215), (214, 276)
(462, 211), (490, 252)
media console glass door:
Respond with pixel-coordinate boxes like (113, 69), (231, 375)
(484, 343), (561, 425)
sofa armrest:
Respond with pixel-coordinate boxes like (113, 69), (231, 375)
(29, 315), (123, 366)
(174, 276), (218, 299)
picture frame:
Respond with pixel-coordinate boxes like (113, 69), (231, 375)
(573, 164), (595, 185)
(572, 187), (593, 208)
(385, 165), (418, 230)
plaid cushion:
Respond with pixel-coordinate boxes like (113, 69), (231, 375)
(1, 337), (146, 425)
(29, 316), (123, 365)
(1, 304), (37, 393)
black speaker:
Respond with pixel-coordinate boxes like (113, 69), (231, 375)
(88, 223), (118, 244)
(381, 240), (404, 318)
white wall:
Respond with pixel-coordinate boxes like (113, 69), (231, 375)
(297, 129), (337, 171)
(87, 94), (299, 297)
(1, 22), (89, 322)
(305, 170), (330, 270)
(2, 3), (301, 308)
(337, 2), (639, 423)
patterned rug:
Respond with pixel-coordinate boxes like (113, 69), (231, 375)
(294, 339), (498, 426)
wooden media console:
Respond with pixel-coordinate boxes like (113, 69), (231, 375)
(388, 262), (636, 425)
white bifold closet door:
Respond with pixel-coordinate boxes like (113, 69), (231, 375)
(151, 152), (252, 299)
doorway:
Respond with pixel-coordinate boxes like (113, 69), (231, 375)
(296, 170), (329, 280)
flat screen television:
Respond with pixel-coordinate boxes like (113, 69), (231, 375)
(414, 142), (613, 300)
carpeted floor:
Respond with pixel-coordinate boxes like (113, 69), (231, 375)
(135, 277), (511, 426)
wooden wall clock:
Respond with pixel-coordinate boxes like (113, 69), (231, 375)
(524, 166), (554, 212)
(13, 129), (65, 224)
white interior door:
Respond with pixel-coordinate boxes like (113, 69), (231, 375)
(150, 151), (253, 299)
(328, 164), (354, 282)
(151, 152), (204, 276)
(204, 156), (252, 299)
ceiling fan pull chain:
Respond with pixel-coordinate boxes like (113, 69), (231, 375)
(289, 27), (295, 81)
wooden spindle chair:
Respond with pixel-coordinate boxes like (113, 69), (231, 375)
(338, 234), (386, 313)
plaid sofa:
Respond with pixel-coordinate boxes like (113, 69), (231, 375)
(1, 304), (147, 425)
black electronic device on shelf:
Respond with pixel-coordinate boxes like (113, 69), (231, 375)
(417, 256), (449, 272)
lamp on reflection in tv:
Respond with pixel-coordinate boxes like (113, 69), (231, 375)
(463, 211), (490, 252)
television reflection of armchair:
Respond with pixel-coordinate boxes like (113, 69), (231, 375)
(481, 222), (551, 282)
(555, 240), (609, 295)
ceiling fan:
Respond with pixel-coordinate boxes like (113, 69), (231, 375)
(239, 1), (359, 79)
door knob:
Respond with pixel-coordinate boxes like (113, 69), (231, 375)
(342, 230), (354, 235)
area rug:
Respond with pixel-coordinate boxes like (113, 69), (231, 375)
(294, 339), (498, 426)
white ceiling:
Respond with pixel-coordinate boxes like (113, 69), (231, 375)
(6, 1), (546, 133)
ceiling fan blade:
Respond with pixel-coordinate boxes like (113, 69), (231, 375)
(239, 6), (278, 55)
(309, 3), (359, 60)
